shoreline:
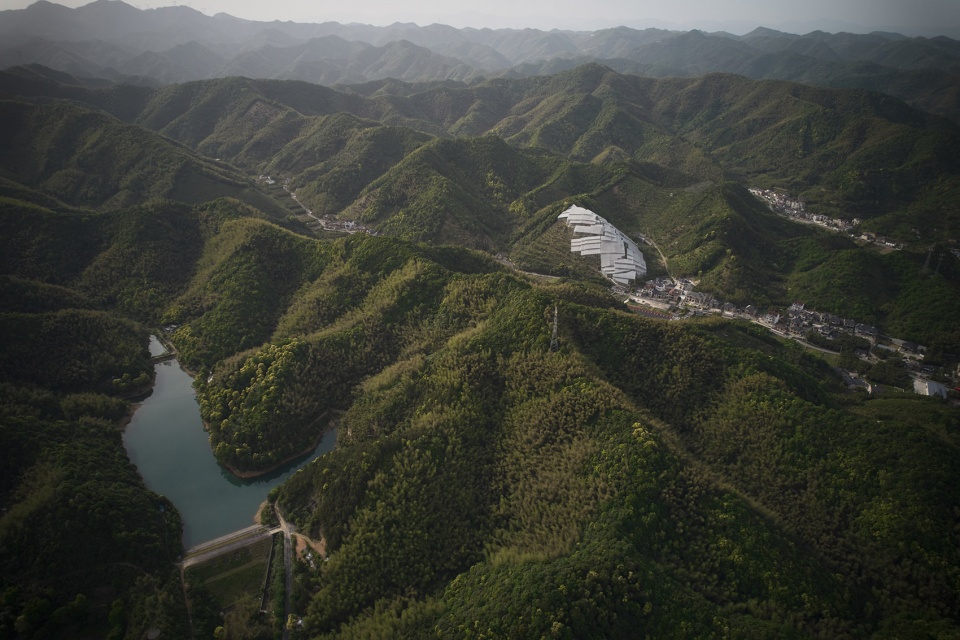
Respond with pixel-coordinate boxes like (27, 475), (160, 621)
(117, 400), (142, 432)
(118, 332), (180, 430)
(220, 418), (337, 479)
(130, 332), (338, 482)
(178, 360), (200, 378)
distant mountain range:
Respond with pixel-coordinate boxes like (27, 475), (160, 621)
(2, 0), (960, 122)
(4, 5), (960, 639)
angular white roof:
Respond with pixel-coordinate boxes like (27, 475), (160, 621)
(559, 205), (646, 285)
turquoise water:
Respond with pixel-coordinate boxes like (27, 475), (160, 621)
(123, 356), (336, 548)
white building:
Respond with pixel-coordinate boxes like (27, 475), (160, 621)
(913, 378), (948, 400)
(558, 205), (647, 285)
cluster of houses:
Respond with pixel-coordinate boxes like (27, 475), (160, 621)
(627, 278), (960, 399)
(313, 217), (375, 235)
(748, 187), (905, 250)
(633, 280), (883, 343)
(748, 187), (857, 232)
(279, 180), (378, 236)
(857, 231), (904, 250)
(775, 302), (879, 341)
(634, 277), (712, 307)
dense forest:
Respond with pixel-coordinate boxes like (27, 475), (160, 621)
(266, 260), (960, 638)
(0, 372), (187, 638)
(0, 49), (958, 640)
(2, 63), (958, 351)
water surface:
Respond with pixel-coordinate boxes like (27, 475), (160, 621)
(147, 335), (168, 357)
(123, 357), (336, 548)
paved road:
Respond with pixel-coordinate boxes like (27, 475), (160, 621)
(764, 326), (839, 355)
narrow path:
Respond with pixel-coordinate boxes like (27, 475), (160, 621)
(493, 255), (563, 282)
(640, 234), (672, 280)
(518, 270), (562, 281)
(276, 507), (295, 640)
(288, 188), (322, 225)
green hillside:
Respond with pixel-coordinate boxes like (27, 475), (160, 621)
(0, 383), (187, 640)
(0, 305), (184, 638)
(162, 215), (328, 367)
(0, 97), (291, 216)
(254, 244), (960, 638)
(270, 117), (432, 216)
(11, 64), (958, 233)
(643, 74), (960, 218)
(339, 136), (569, 248)
(0, 62), (958, 640)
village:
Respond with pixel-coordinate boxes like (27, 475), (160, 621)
(550, 203), (956, 401)
(259, 175), (379, 235)
(625, 275), (957, 401)
(748, 187), (904, 250)
(249, 191), (956, 402)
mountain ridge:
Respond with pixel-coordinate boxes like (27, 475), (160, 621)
(2, 65), (957, 347)
(0, 30), (959, 639)
(2, 1), (960, 122)
(3, 62), (957, 223)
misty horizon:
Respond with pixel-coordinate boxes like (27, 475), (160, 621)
(0, 0), (958, 38)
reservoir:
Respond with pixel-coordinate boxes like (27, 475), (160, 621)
(124, 339), (336, 548)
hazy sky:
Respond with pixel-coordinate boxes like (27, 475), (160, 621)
(1, 0), (957, 35)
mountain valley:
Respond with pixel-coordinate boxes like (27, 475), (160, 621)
(1, 4), (959, 639)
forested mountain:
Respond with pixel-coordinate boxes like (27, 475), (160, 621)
(3, 183), (958, 638)
(267, 258), (960, 639)
(1, 16), (959, 638)
(337, 65), (960, 233)
(0, 97), (292, 214)
(2, 63), (958, 350)
(5, 64), (959, 225)
(2, 1), (960, 121)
